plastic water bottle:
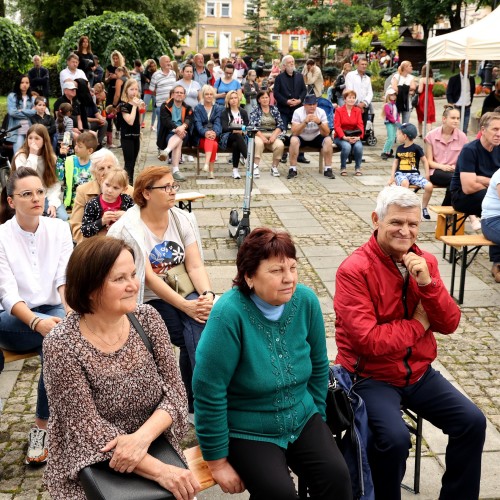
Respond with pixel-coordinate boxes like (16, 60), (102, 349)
(241, 125), (246, 133)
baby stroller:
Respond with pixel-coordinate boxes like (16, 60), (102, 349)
(363, 106), (377, 146)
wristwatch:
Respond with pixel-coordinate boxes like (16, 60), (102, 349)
(202, 290), (216, 300)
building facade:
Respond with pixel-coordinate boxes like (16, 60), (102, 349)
(174, 0), (308, 58)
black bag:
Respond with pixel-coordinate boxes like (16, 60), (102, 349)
(78, 313), (188, 500)
(325, 369), (354, 436)
(411, 92), (419, 108)
(343, 129), (362, 137)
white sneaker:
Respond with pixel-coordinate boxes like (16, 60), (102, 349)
(187, 155), (194, 162)
(469, 215), (481, 231)
(271, 166), (280, 177)
(158, 150), (168, 162)
(203, 163), (209, 172)
(253, 166), (260, 178)
(232, 170), (241, 179)
(25, 427), (48, 465)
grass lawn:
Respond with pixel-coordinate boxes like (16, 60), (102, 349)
(0, 96), (7, 124)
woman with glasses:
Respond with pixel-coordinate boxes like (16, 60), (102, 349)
(214, 63), (242, 106)
(0, 168), (73, 466)
(108, 166), (213, 417)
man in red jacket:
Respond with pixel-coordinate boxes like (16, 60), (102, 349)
(334, 186), (485, 500)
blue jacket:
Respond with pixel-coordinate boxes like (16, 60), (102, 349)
(332, 365), (375, 500)
(6, 92), (36, 144)
(192, 103), (222, 147)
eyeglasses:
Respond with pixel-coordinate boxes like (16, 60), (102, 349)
(147, 183), (181, 193)
(225, 71), (234, 75)
(13, 188), (46, 199)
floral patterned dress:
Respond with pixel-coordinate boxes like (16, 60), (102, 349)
(43, 304), (189, 499)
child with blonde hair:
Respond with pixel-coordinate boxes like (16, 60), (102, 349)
(80, 167), (134, 238)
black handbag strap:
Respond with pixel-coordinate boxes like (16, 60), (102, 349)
(127, 312), (153, 355)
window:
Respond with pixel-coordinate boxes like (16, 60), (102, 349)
(289, 35), (300, 51)
(220, 32), (231, 50)
(205, 1), (215, 16)
(205, 31), (217, 48)
(244, 1), (257, 15)
(271, 34), (282, 51)
(220, 2), (231, 17)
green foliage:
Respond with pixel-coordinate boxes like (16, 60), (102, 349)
(433, 83), (447, 97)
(351, 24), (373, 55)
(368, 60), (381, 77)
(9, 0), (198, 50)
(0, 18), (40, 72)
(371, 76), (385, 93)
(377, 15), (403, 52)
(57, 12), (171, 70)
(289, 51), (306, 60)
(322, 66), (340, 78)
(238, 0), (276, 58)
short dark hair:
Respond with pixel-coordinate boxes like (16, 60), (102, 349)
(133, 165), (172, 207)
(65, 237), (135, 314)
(233, 228), (297, 296)
(256, 90), (270, 103)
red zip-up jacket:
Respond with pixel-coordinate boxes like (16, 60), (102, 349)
(334, 232), (460, 387)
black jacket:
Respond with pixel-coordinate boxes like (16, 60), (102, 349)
(273, 71), (307, 118)
(446, 73), (475, 105)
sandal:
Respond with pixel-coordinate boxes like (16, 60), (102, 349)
(340, 170), (348, 176)
(355, 170), (363, 176)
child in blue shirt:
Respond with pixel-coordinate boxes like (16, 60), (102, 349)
(56, 132), (97, 209)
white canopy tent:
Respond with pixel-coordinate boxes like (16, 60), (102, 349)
(421, 7), (500, 133)
(427, 7), (500, 62)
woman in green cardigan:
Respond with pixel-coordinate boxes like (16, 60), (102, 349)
(193, 228), (352, 499)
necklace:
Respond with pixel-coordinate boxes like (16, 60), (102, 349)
(83, 315), (125, 347)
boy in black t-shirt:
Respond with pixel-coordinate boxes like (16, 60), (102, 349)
(388, 122), (433, 220)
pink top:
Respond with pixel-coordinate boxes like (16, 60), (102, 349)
(424, 126), (468, 175)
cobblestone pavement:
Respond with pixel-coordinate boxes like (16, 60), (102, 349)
(1, 97), (499, 499)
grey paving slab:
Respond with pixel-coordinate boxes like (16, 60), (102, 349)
(307, 255), (347, 269)
(302, 245), (348, 257)
(206, 265), (237, 295)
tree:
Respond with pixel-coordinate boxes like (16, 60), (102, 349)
(57, 12), (171, 69)
(376, 15), (403, 54)
(9, 0), (199, 52)
(268, 0), (383, 64)
(351, 24), (374, 55)
(0, 17), (39, 72)
(237, 0), (276, 58)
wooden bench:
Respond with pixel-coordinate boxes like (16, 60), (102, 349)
(184, 445), (216, 491)
(440, 234), (496, 304)
(1, 349), (38, 364)
(181, 145), (340, 176)
(429, 206), (466, 261)
(175, 191), (205, 212)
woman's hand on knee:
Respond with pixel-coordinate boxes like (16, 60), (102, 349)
(35, 317), (62, 337)
(102, 432), (150, 473)
(157, 464), (201, 500)
(207, 459), (245, 494)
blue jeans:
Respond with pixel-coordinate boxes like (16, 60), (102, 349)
(334, 137), (363, 170)
(44, 198), (68, 221)
(147, 293), (205, 412)
(456, 105), (471, 134)
(0, 304), (65, 420)
(14, 134), (27, 154)
(481, 216), (500, 263)
(356, 366), (485, 500)
(143, 94), (156, 126)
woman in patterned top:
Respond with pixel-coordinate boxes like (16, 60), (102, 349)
(192, 228), (352, 500)
(43, 237), (200, 499)
(81, 167), (134, 238)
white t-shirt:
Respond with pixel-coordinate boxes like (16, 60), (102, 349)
(292, 106), (327, 141)
(175, 79), (201, 110)
(142, 212), (196, 302)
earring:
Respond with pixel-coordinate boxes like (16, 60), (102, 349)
(247, 281), (253, 290)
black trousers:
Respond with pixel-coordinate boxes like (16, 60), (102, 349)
(228, 413), (352, 500)
(451, 188), (487, 216)
(121, 135), (140, 182)
(429, 170), (454, 206)
(226, 133), (247, 169)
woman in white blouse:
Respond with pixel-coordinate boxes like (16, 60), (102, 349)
(11, 124), (68, 221)
(391, 61), (417, 124)
(0, 168), (73, 466)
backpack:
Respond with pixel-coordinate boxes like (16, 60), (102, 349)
(317, 97), (335, 132)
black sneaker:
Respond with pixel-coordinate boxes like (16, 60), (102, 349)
(381, 153), (389, 160)
(324, 168), (335, 179)
(287, 168), (297, 179)
(422, 208), (431, 220)
(280, 153), (288, 164)
(297, 154), (310, 164)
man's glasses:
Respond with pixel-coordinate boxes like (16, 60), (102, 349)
(13, 188), (46, 200)
(147, 183), (181, 193)
(225, 71), (234, 76)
